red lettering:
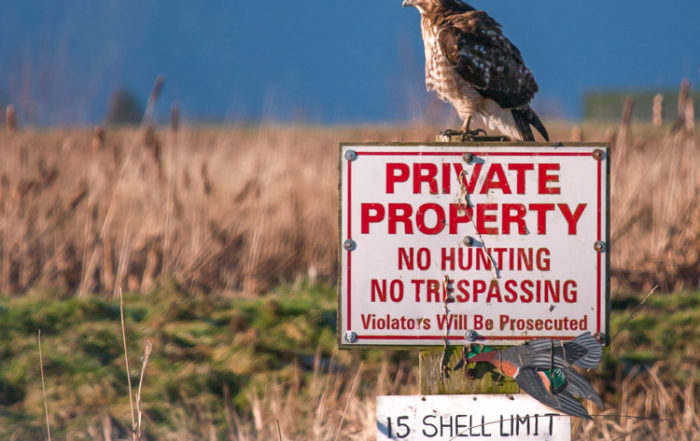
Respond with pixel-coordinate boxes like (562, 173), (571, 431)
(388, 203), (413, 234)
(480, 163), (512, 194)
(504, 280), (518, 302)
(536, 248), (551, 271)
(398, 248), (412, 270)
(398, 247), (430, 270)
(529, 203), (555, 234)
(508, 163), (534, 194)
(538, 163), (560, 194)
(413, 163), (439, 194)
(361, 203), (385, 234)
(521, 280), (534, 302)
(563, 280), (577, 302)
(371, 279), (387, 302)
(472, 280), (487, 302)
(455, 163), (483, 194)
(502, 203), (527, 235)
(456, 280), (470, 302)
(386, 163), (409, 193)
(442, 162), (451, 193)
(558, 203), (587, 235)
(416, 248), (431, 270)
(427, 279), (441, 302)
(449, 203), (472, 234)
(412, 279), (425, 301)
(485, 280), (502, 303)
(441, 247), (455, 271)
(476, 204), (498, 235)
(416, 203), (446, 235)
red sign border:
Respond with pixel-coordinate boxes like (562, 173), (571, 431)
(340, 145), (609, 347)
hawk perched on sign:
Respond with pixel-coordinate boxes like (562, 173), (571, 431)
(403, 0), (549, 141)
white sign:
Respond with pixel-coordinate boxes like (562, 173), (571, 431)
(339, 144), (608, 347)
(377, 394), (571, 441)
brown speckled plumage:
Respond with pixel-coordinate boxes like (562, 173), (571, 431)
(404, 0), (549, 141)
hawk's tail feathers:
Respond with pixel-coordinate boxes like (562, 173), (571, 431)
(511, 107), (549, 142)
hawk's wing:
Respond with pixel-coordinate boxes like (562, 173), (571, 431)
(437, 11), (538, 110)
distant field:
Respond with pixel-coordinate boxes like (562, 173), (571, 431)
(0, 122), (697, 297)
(0, 282), (697, 440)
(0, 122), (697, 440)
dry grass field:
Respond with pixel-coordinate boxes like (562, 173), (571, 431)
(0, 122), (697, 297)
(0, 121), (697, 440)
(217, 358), (699, 441)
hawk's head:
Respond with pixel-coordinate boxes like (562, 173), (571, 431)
(402, 0), (436, 14)
(402, 0), (473, 15)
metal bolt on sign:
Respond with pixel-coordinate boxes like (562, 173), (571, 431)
(344, 149), (357, 161)
(462, 152), (474, 163)
(343, 239), (356, 251)
(463, 236), (475, 247)
(344, 331), (358, 343)
(594, 332), (606, 344)
(592, 149), (605, 160)
(594, 241), (606, 253)
(465, 330), (478, 341)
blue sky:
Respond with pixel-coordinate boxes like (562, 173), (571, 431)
(0, 0), (698, 125)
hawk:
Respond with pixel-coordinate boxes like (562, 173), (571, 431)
(403, 0), (549, 141)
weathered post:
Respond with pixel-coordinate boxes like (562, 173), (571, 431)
(338, 140), (610, 440)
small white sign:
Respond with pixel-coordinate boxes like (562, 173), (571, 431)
(339, 144), (609, 346)
(377, 394), (571, 441)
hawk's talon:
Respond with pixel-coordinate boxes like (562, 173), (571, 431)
(438, 128), (489, 141)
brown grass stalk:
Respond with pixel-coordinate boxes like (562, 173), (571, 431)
(37, 329), (52, 441)
(119, 288), (137, 440)
(0, 124), (696, 295)
(135, 340), (153, 440)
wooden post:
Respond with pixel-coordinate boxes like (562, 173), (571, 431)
(418, 135), (521, 397)
(419, 347), (519, 395)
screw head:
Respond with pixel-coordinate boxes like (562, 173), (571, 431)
(463, 236), (475, 247)
(462, 152), (474, 163)
(594, 332), (606, 344)
(344, 331), (358, 343)
(594, 241), (606, 252)
(344, 149), (357, 161)
(343, 239), (356, 251)
(465, 330), (478, 341)
(592, 149), (605, 161)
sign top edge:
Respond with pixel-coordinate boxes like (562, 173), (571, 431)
(339, 141), (610, 148)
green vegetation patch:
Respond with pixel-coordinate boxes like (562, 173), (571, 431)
(0, 283), (696, 439)
(0, 279), (345, 439)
